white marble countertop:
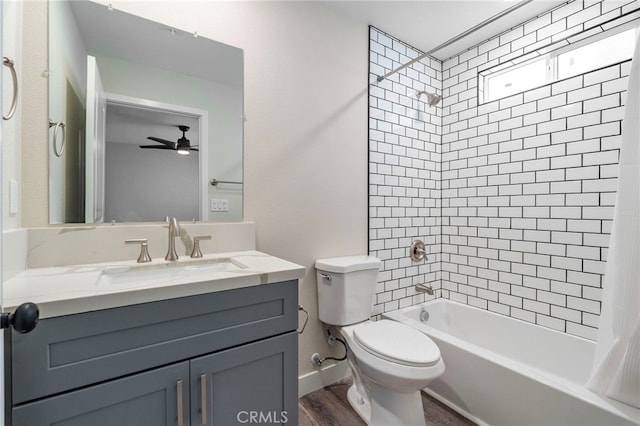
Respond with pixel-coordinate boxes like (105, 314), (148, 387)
(3, 251), (305, 318)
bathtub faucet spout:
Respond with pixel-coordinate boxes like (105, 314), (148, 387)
(415, 283), (434, 296)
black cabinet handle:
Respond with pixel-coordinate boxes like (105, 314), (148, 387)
(1, 302), (39, 333)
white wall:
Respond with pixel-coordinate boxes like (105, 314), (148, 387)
(2, 0), (23, 230)
(20, 1), (369, 381)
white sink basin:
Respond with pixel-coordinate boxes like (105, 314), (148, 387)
(96, 258), (246, 287)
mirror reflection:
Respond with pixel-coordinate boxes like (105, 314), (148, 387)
(48, 0), (244, 224)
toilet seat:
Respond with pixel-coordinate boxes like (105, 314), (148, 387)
(353, 320), (440, 367)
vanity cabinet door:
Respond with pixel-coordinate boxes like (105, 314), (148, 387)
(12, 361), (190, 426)
(190, 331), (298, 426)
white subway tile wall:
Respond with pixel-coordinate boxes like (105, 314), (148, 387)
(369, 0), (639, 339)
(369, 27), (443, 317)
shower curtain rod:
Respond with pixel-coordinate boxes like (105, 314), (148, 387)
(376, 0), (534, 83)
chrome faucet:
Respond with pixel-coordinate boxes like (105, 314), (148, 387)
(165, 217), (181, 261)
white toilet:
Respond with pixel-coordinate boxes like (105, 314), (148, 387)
(316, 255), (445, 426)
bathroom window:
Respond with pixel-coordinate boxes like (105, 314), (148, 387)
(483, 58), (549, 101)
(556, 29), (636, 80)
(480, 21), (639, 103)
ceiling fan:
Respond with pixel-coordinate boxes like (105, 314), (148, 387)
(140, 125), (198, 155)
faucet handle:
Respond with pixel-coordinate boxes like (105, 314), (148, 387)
(125, 239), (152, 263)
(191, 236), (211, 258)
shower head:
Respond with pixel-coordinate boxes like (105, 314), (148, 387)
(416, 90), (442, 107)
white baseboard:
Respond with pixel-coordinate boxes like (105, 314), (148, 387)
(298, 361), (351, 398)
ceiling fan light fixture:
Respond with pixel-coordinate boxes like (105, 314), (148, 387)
(142, 125), (196, 154)
(177, 134), (191, 155)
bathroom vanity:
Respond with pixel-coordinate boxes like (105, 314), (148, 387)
(3, 250), (304, 426)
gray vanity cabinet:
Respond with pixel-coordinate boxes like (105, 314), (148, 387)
(7, 280), (298, 426)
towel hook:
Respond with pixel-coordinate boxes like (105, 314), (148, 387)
(3, 57), (18, 121)
(49, 120), (66, 157)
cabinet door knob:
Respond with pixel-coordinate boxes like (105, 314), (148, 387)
(1, 302), (39, 334)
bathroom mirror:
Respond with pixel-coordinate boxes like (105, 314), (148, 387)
(48, 0), (243, 224)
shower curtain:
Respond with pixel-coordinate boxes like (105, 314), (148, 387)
(586, 32), (640, 409)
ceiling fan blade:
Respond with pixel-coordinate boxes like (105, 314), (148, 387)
(139, 145), (175, 150)
(146, 136), (177, 149)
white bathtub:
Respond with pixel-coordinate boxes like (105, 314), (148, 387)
(384, 299), (640, 426)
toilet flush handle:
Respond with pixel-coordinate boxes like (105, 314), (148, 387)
(319, 273), (332, 281)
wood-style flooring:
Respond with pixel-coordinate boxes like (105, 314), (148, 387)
(299, 378), (477, 426)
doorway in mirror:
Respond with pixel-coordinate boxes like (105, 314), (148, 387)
(101, 94), (207, 223)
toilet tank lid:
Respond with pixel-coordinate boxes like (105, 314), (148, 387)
(315, 256), (381, 273)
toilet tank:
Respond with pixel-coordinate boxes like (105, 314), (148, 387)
(315, 256), (381, 326)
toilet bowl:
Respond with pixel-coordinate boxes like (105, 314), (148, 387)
(316, 256), (445, 426)
(340, 320), (445, 426)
